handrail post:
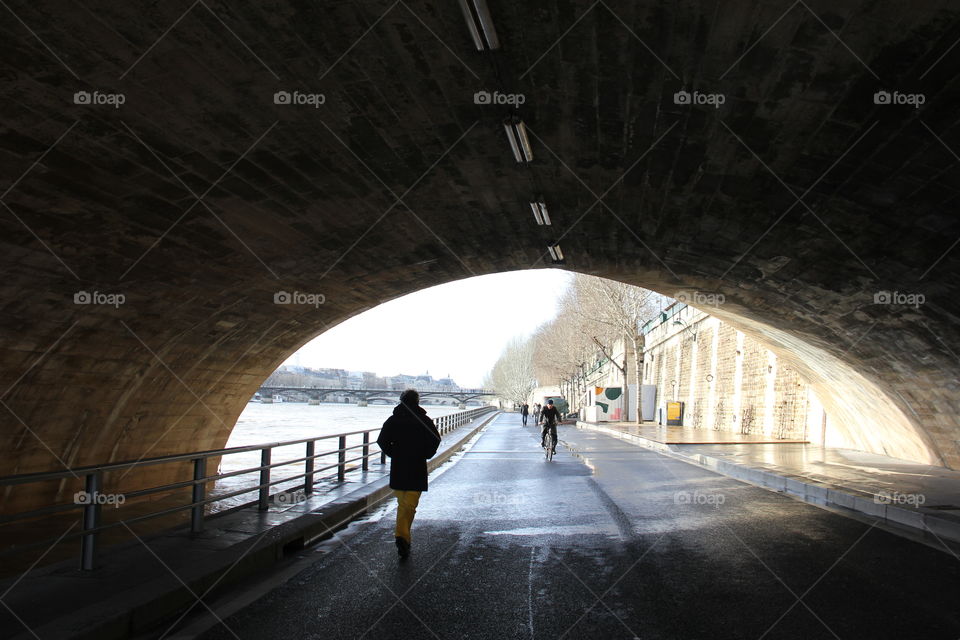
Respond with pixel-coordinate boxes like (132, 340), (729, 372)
(362, 432), (370, 471)
(191, 457), (206, 534)
(338, 435), (347, 482)
(80, 471), (102, 571)
(305, 441), (315, 495)
(259, 448), (271, 510)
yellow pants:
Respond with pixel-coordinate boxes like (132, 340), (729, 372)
(394, 490), (421, 543)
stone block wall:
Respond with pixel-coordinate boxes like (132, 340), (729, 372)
(642, 306), (821, 441)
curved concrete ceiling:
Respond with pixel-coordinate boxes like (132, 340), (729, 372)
(2, 0), (959, 503)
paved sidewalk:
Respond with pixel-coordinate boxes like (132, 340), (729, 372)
(593, 421), (808, 444)
(190, 414), (960, 640)
(577, 421), (960, 547)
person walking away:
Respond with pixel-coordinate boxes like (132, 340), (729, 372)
(540, 399), (561, 455)
(376, 389), (441, 560)
(521, 402), (529, 426)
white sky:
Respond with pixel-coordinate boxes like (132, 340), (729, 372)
(285, 269), (573, 387)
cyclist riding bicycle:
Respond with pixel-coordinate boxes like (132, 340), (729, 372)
(540, 399), (560, 455)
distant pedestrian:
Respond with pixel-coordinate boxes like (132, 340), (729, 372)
(533, 403), (541, 423)
(376, 389), (441, 560)
(521, 402), (529, 426)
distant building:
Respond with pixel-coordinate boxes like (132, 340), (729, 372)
(436, 376), (457, 390)
(570, 303), (828, 442)
(263, 366), (460, 392)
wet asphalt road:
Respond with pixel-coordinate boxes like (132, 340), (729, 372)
(196, 413), (960, 640)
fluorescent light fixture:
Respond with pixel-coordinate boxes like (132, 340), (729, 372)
(504, 121), (523, 162)
(504, 118), (533, 163)
(458, 0), (500, 50)
(547, 244), (565, 263)
(530, 200), (551, 225)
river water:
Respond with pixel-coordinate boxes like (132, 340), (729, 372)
(212, 401), (464, 509)
(226, 401), (462, 448)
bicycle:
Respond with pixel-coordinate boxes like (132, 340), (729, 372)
(541, 421), (557, 461)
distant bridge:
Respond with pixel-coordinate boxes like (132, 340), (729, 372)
(256, 386), (496, 407)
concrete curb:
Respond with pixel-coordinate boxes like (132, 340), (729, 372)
(19, 411), (501, 640)
(575, 421), (960, 545)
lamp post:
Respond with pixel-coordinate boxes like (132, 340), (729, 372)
(672, 318), (697, 341)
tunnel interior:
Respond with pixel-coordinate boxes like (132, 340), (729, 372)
(2, 0), (960, 516)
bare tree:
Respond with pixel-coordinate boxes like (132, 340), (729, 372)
(529, 275), (664, 422)
(489, 337), (538, 406)
(570, 274), (662, 423)
(532, 284), (601, 412)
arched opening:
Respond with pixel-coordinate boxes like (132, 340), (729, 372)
(0, 268), (946, 472)
(2, 0), (958, 505)
(219, 268), (940, 473)
(4, 2), (960, 634)
(1, 262), (951, 529)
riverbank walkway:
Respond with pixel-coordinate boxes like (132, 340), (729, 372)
(0, 413), (497, 640)
(5, 412), (960, 639)
(578, 419), (960, 547)
(181, 414), (959, 638)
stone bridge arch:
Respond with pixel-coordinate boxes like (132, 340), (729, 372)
(2, 1), (959, 513)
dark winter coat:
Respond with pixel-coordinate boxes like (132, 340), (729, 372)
(376, 403), (441, 491)
(541, 405), (560, 425)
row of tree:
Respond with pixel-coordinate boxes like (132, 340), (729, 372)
(486, 337), (538, 407)
(486, 274), (665, 422)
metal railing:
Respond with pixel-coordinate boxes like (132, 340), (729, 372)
(0, 405), (496, 570)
